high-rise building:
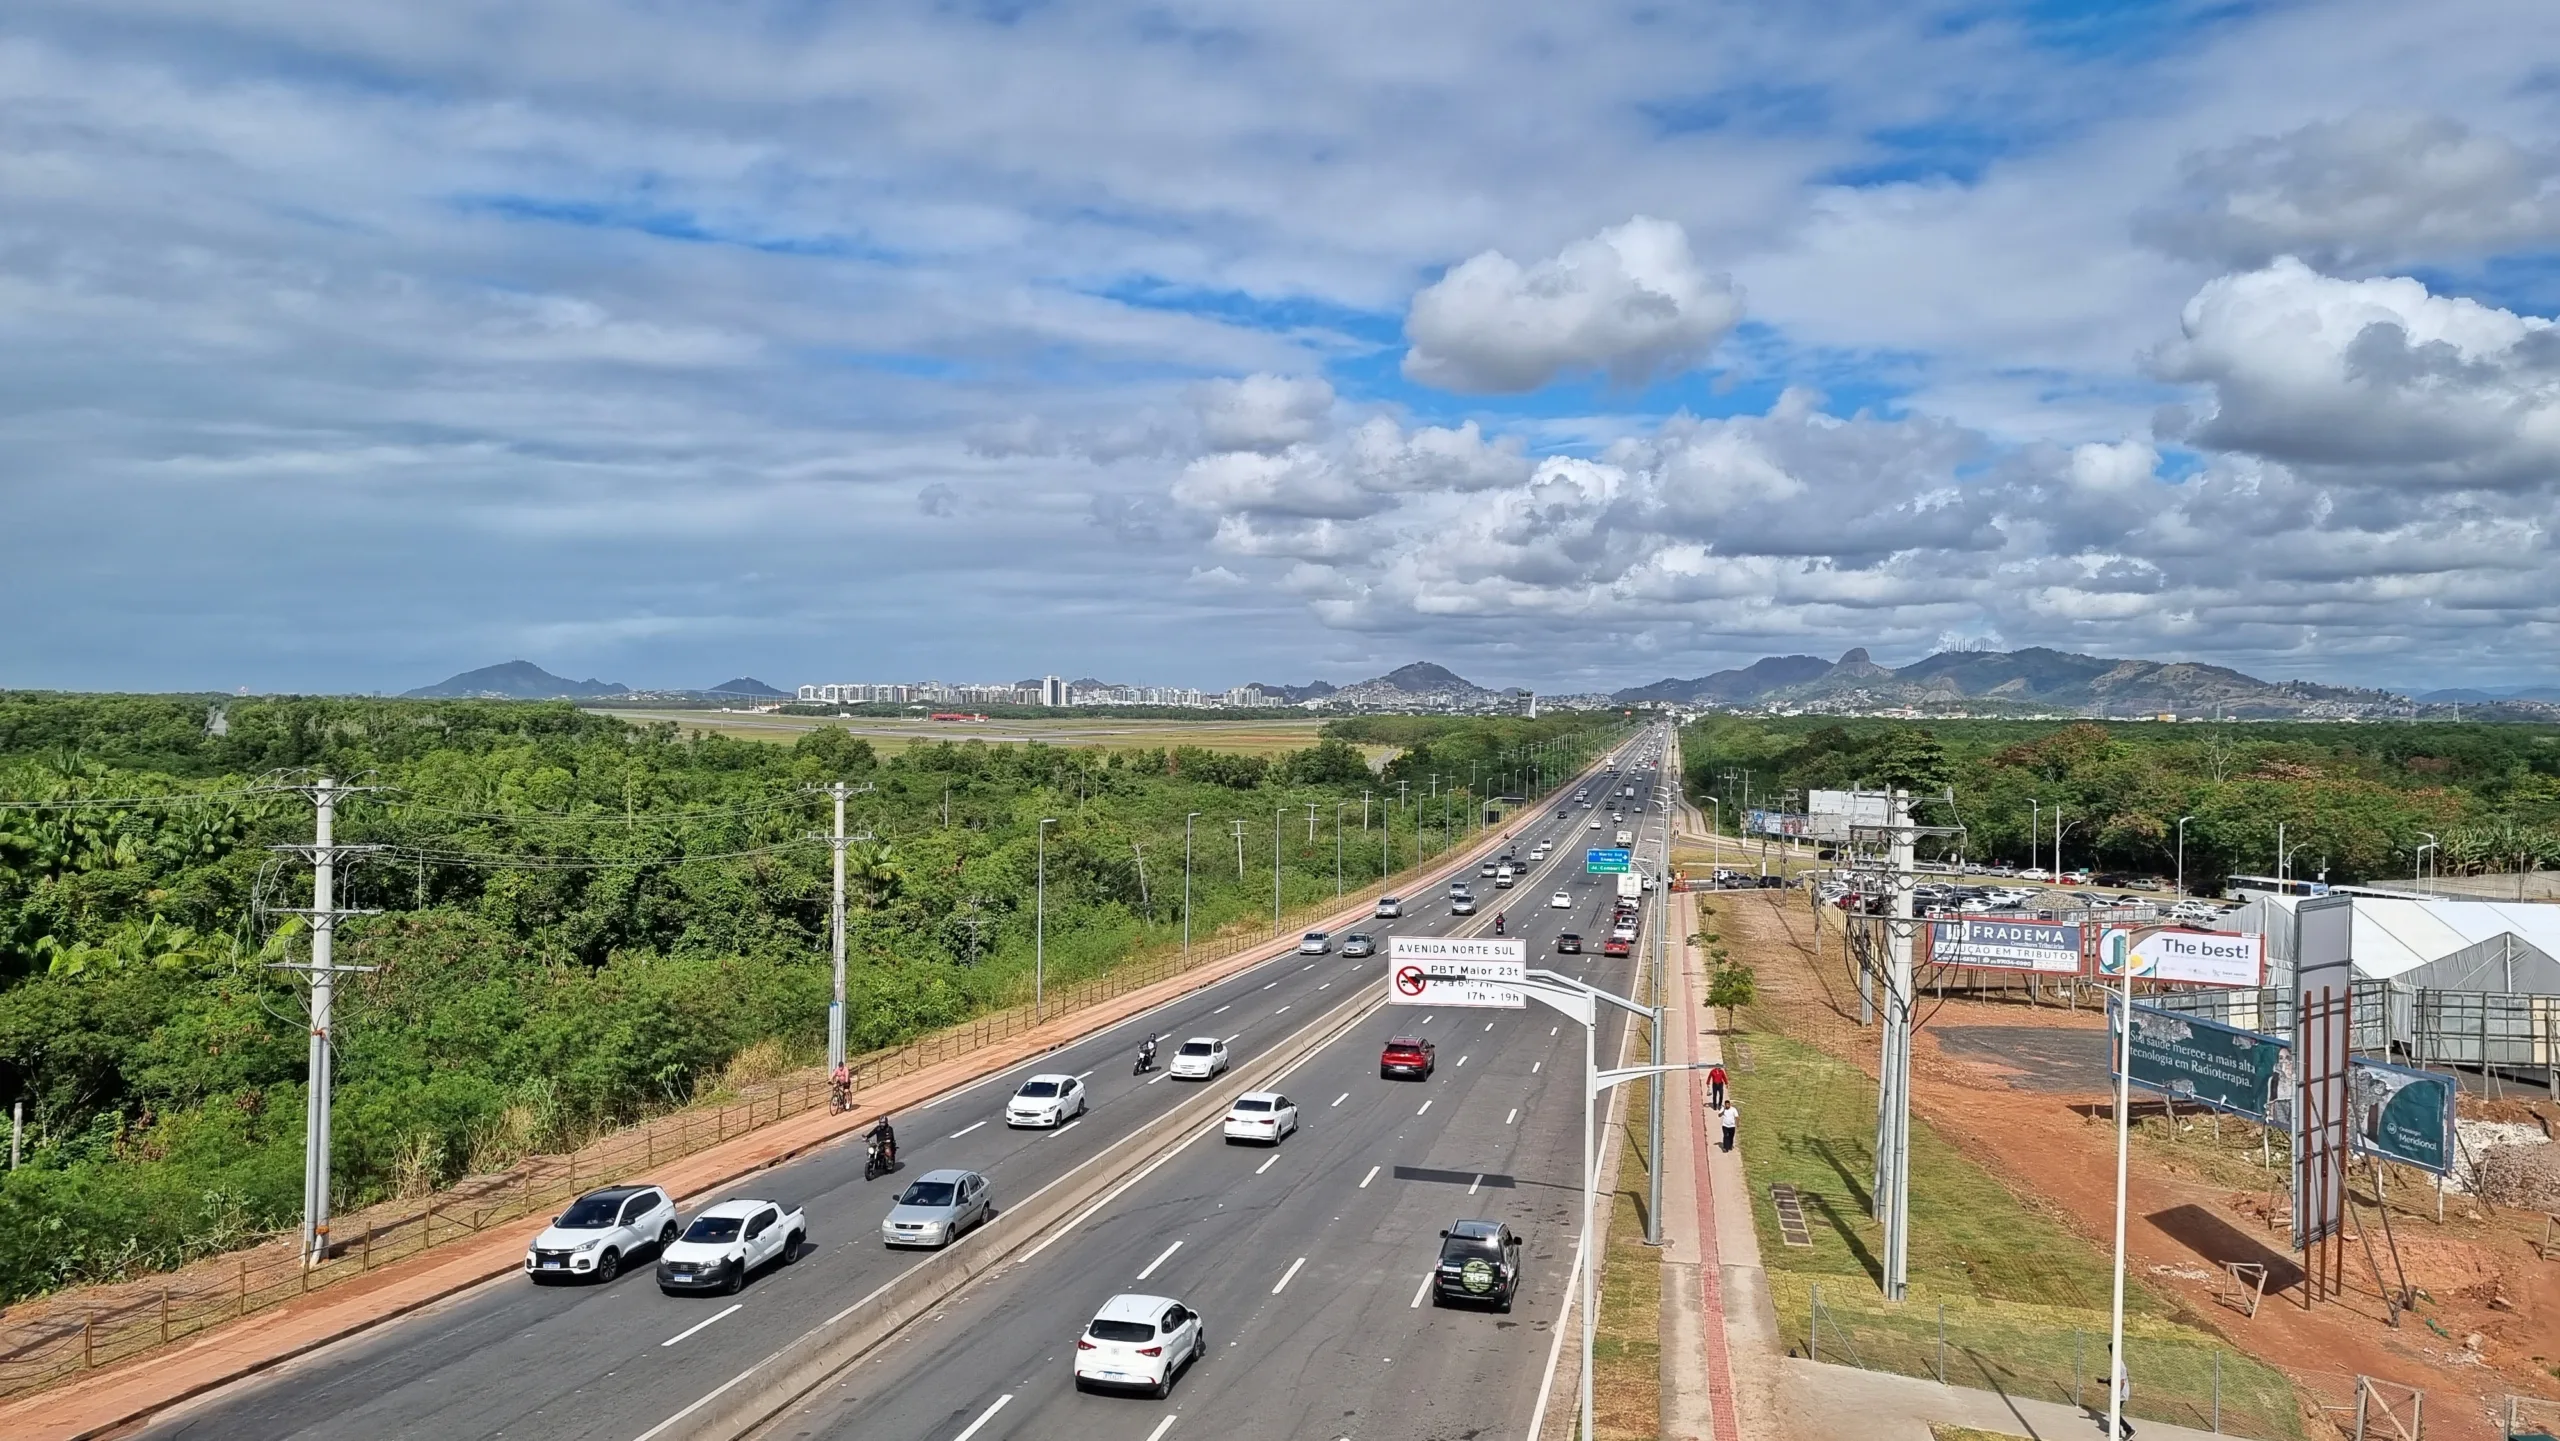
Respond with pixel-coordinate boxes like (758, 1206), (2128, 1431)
(1041, 675), (1067, 708)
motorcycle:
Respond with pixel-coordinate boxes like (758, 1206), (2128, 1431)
(863, 1132), (897, 1180)
(1493, 912), (1506, 936)
(1133, 1043), (1158, 1076)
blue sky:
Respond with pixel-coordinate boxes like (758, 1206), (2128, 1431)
(5, 0), (2560, 697)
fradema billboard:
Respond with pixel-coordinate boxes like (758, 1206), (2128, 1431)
(2097, 927), (2264, 988)
(1928, 919), (2081, 973)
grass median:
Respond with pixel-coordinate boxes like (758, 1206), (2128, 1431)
(1733, 1022), (2302, 1441)
(1592, 1064), (1661, 1440)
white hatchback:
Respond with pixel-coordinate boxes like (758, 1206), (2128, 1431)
(1169, 1036), (1229, 1080)
(1549, 891), (1573, 909)
(1074, 1293), (1206, 1398)
(1222, 1091), (1299, 1145)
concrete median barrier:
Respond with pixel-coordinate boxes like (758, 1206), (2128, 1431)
(685, 983), (1387, 1441)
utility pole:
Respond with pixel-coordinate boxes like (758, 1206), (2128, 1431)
(1273, 806), (1284, 938)
(1362, 790), (1371, 833)
(1335, 802), (1346, 895)
(2030, 799), (2040, 874)
(266, 778), (380, 1267)
(1131, 841), (1151, 921)
(1872, 788), (1917, 1300)
(1036, 818), (1057, 1021)
(819, 781), (876, 1075)
(957, 896), (990, 968)
(1183, 812), (1200, 956)
(1232, 819), (1247, 879)
(1305, 802), (1317, 842)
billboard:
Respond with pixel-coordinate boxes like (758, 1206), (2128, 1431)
(1745, 809), (1813, 838)
(1807, 790), (1889, 842)
(1928, 919), (2082, 973)
(1585, 848), (1632, 874)
(2349, 1061), (2456, 1176)
(1386, 936), (1526, 1009)
(2096, 927), (2265, 988)
(2110, 999), (2287, 1122)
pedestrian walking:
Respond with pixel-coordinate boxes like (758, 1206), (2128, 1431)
(1718, 1101), (1738, 1152)
(2107, 1347), (2134, 1439)
(1706, 1063), (1728, 1109)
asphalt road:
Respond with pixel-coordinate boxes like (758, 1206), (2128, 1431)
(750, 731), (1680, 1441)
(138, 738), (1674, 1441)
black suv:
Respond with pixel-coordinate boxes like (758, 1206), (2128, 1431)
(1433, 1219), (1522, 1310)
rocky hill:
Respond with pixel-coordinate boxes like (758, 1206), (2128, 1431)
(1616, 646), (2408, 717)
(404, 661), (628, 700)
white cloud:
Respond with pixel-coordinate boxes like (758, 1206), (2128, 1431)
(2154, 258), (2560, 484)
(1401, 217), (1742, 393)
(1190, 374), (1337, 453)
(2140, 110), (2560, 271)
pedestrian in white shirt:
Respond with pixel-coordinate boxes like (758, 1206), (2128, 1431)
(1718, 1101), (1739, 1151)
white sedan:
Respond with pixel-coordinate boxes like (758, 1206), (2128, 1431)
(1005, 1073), (1089, 1128)
(1222, 1091), (1299, 1145)
(1549, 891), (1573, 909)
(1169, 1036), (1230, 1080)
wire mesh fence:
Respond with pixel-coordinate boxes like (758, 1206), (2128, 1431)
(1800, 1283), (2312, 1439)
(0, 781), (1566, 1402)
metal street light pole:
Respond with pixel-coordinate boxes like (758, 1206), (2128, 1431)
(1336, 802), (1346, 896)
(1273, 806), (1284, 937)
(1036, 818), (1057, 1020)
(1184, 812), (1200, 956)
(2030, 799), (2039, 874)
(2175, 814), (2194, 898)
(2416, 831), (2438, 894)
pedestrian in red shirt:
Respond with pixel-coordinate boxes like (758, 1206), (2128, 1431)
(1706, 1063), (1728, 1109)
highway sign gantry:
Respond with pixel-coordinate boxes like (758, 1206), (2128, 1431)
(1585, 848), (1631, 873)
(1386, 936), (1527, 1008)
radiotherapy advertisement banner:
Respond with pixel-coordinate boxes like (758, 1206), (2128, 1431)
(2348, 1061), (2455, 1176)
(1928, 919), (2082, 973)
(2109, 998), (2287, 1121)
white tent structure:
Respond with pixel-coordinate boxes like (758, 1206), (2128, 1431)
(2213, 894), (2560, 1088)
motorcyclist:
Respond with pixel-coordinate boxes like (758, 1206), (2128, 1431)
(1493, 911), (1506, 936)
(1138, 1033), (1160, 1070)
(868, 1113), (897, 1167)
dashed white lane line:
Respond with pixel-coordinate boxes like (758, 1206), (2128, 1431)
(1148, 1071), (1171, 1085)
(1332, 1092), (1348, 1107)
(1360, 1165), (1379, 1188)
(1467, 1173), (1484, 1195)
(1456, 1055), (1469, 1067)
(1423, 1014), (1434, 1023)
(1052, 1119), (1082, 1136)
(1275, 1005), (1291, 1015)
(1137, 1239), (1182, 1280)
(1485, 1021), (1496, 1032)
(950, 1121), (986, 1138)
(1532, 1061), (1542, 1074)
(1409, 1270), (1433, 1308)
(1273, 1256), (1307, 1294)
(1318, 982), (1331, 990)
(1506, 1108), (1518, 1125)
(1550, 1026), (1559, 1036)
(1302, 962), (1316, 970)
(1256, 1154), (1279, 1175)
(1074, 1070), (1094, 1080)
(1417, 1100), (1433, 1116)
(1213, 1004), (1231, 1014)
(1145, 1417), (1179, 1441)
(951, 1394), (1011, 1441)
(1262, 981), (1279, 990)
(1223, 1034), (1240, 1044)
(660, 1303), (741, 1347)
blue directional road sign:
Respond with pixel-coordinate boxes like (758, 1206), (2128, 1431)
(1586, 848), (1631, 874)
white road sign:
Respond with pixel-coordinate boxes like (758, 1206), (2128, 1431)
(1386, 936), (1526, 1009)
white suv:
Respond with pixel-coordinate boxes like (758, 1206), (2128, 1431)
(526, 1184), (678, 1284)
(1075, 1293), (1206, 1398)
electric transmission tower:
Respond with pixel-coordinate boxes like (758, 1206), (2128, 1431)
(262, 777), (382, 1267)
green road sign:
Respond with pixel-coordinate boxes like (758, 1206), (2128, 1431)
(1586, 848), (1631, 873)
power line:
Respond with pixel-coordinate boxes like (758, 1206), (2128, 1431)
(365, 838), (826, 871)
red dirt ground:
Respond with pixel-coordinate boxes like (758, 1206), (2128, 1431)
(1721, 891), (2560, 1441)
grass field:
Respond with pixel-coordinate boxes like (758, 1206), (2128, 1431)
(1593, 1051), (1662, 1440)
(1735, 1026), (2302, 1439)
(590, 709), (1343, 757)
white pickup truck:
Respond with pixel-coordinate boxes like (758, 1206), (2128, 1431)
(655, 1197), (805, 1295)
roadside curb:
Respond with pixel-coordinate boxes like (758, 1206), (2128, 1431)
(3, 774), (1578, 1441)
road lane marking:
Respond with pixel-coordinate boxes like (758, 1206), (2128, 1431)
(1262, 981), (1279, 990)
(1224, 1034), (1240, 1043)
(1423, 1014), (1433, 1023)
(1332, 1092), (1348, 1107)
(1256, 1155), (1279, 1174)
(1052, 1119), (1082, 1136)
(1360, 1165), (1379, 1188)
(1137, 1239), (1182, 1280)
(660, 1303), (741, 1347)
(1303, 962), (1316, 970)
(1456, 1055), (1469, 1067)
(1146, 1418), (1178, 1441)
(1467, 1173), (1483, 1195)
(1074, 1070), (1093, 1080)
(1506, 1108), (1518, 1125)
(1417, 1100), (1433, 1115)
(952, 1394), (1012, 1441)
(1409, 1271), (1433, 1308)
(1148, 1071), (1170, 1084)
(1318, 982), (1331, 990)
(1550, 1026), (1559, 1036)
(1532, 1061), (1542, 1074)
(1275, 1005), (1291, 1015)
(1485, 1021), (1495, 1032)
(1213, 1004), (1231, 1014)
(1273, 1256), (1306, 1293)
(950, 1121), (987, 1138)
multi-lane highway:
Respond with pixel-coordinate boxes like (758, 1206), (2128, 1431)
(138, 734), (1675, 1441)
(754, 730), (1680, 1441)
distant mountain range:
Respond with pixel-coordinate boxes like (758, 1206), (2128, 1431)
(1614, 646), (2407, 718)
(2415, 685), (2560, 704)
(403, 662), (783, 702)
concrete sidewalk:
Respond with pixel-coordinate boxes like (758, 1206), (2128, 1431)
(1775, 1358), (2232, 1441)
(2, 812), (1527, 1441)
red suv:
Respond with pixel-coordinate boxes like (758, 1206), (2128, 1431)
(1380, 1035), (1437, 1080)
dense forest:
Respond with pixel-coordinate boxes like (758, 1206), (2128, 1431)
(1679, 715), (2560, 883)
(0, 692), (1624, 1302)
